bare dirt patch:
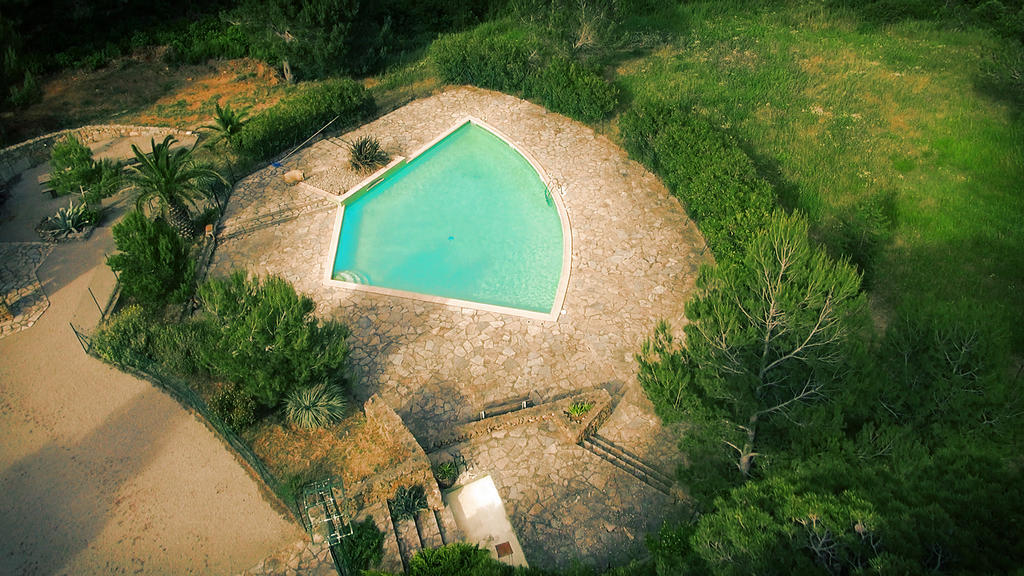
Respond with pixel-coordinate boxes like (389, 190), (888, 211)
(2, 52), (287, 144)
(248, 408), (413, 500)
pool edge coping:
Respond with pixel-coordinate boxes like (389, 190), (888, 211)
(323, 116), (574, 323)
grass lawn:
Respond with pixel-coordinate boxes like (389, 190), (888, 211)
(613, 2), (1024, 354)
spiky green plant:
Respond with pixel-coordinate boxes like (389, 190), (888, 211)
(390, 484), (427, 522)
(45, 199), (98, 237)
(566, 400), (593, 420)
(202, 102), (250, 149)
(284, 381), (347, 429)
(128, 135), (226, 238)
(433, 461), (458, 488)
(348, 135), (390, 172)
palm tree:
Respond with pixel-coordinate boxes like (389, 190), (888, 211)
(128, 136), (225, 238)
(201, 102), (250, 150)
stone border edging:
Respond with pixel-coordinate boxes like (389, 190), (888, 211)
(424, 388), (613, 452)
(0, 124), (191, 185)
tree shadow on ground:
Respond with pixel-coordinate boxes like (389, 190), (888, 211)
(0, 391), (170, 575)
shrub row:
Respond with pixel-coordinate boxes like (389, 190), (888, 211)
(234, 78), (374, 162)
(429, 22), (618, 123)
(619, 100), (776, 263)
(93, 270), (351, 427)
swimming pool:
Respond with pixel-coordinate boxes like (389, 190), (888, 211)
(327, 119), (570, 320)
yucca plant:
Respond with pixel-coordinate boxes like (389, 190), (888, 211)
(202, 102), (250, 149)
(348, 135), (390, 172)
(128, 136), (226, 238)
(284, 381), (347, 429)
(389, 484), (427, 522)
(45, 199), (98, 237)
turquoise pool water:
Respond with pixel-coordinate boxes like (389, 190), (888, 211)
(331, 122), (564, 314)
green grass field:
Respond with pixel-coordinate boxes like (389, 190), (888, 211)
(612, 2), (1024, 354)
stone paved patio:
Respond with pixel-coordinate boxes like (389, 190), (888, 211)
(0, 242), (52, 339)
(211, 86), (709, 569)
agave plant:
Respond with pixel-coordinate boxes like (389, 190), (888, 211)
(565, 400), (594, 421)
(348, 135), (390, 172)
(433, 461), (459, 489)
(389, 484), (427, 522)
(202, 102), (250, 149)
(45, 199), (98, 237)
(128, 136), (226, 238)
(284, 381), (347, 429)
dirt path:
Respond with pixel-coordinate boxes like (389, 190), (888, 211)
(0, 143), (302, 574)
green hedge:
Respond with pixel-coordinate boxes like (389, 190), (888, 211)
(107, 211), (195, 310)
(620, 100), (775, 262)
(429, 22), (618, 123)
(234, 78), (374, 162)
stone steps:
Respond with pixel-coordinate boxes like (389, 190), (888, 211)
(393, 516), (422, 572)
(581, 433), (674, 496)
(435, 505), (463, 545)
(415, 509), (445, 549)
(360, 502), (404, 575)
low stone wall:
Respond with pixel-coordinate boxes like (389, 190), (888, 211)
(425, 388), (613, 452)
(359, 394), (444, 511)
(0, 124), (188, 184)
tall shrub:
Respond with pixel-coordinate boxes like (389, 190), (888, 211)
(107, 211), (196, 310)
(234, 78), (374, 162)
(620, 100), (775, 262)
(532, 56), (617, 122)
(429, 22), (618, 123)
(49, 135), (122, 201)
(196, 272), (349, 408)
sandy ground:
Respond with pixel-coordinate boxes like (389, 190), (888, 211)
(0, 138), (303, 575)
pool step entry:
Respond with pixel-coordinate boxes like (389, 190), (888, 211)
(580, 433), (675, 497)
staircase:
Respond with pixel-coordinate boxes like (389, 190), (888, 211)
(580, 433), (675, 497)
(380, 501), (464, 573)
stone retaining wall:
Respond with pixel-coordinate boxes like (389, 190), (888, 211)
(359, 394), (444, 511)
(424, 388), (613, 452)
(0, 124), (188, 184)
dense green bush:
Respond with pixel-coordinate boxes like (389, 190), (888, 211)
(107, 211), (196, 310)
(209, 381), (259, 432)
(334, 518), (384, 573)
(49, 135), (122, 202)
(406, 543), (502, 576)
(165, 16), (249, 65)
(430, 22), (542, 93)
(9, 69), (42, 108)
(530, 56), (618, 123)
(620, 100), (775, 262)
(196, 272), (350, 408)
(234, 78), (374, 162)
(429, 22), (618, 123)
(91, 304), (154, 368)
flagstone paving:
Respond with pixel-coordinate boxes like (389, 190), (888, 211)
(0, 242), (52, 339)
(211, 86), (709, 569)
